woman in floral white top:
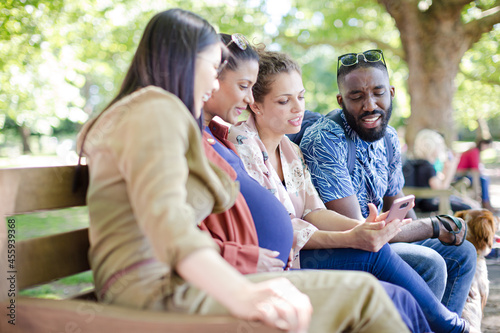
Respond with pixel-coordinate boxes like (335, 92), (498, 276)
(228, 51), (403, 262)
(229, 113), (322, 263)
(228, 50), (469, 333)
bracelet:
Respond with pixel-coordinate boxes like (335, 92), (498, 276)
(430, 216), (440, 238)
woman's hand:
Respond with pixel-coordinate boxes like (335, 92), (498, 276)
(257, 248), (286, 272)
(285, 249), (294, 270)
(285, 231), (298, 270)
(229, 277), (312, 333)
(348, 203), (406, 252)
(177, 248), (311, 332)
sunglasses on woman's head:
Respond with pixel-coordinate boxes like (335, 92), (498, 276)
(226, 33), (249, 50)
(215, 33), (250, 77)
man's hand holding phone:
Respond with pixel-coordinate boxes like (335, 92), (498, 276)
(386, 195), (415, 224)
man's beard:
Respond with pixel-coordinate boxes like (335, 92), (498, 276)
(342, 101), (392, 142)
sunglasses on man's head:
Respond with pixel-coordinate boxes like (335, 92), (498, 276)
(337, 49), (386, 73)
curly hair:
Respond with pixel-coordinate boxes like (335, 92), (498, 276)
(252, 50), (301, 103)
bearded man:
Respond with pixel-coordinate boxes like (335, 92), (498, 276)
(299, 49), (476, 316)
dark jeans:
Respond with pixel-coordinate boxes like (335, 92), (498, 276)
(300, 244), (466, 333)
(379, 281), (431, 333)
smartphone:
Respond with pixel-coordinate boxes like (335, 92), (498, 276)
(386, 195), (415, 222)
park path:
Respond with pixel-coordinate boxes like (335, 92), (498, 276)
(481, 165), (500, 333)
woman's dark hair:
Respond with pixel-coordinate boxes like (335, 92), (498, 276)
(107, 8), (219, 121)
(252, 50), (301, 104)
(218, 33), (258, 76)
(74, 9), (219, 192)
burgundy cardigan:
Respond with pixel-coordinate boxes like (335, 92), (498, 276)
(198, 120), (260, 274)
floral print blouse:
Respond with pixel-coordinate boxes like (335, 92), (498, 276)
(228, 116), (323, 264)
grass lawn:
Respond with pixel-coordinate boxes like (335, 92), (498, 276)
(19, 271), (94, 299)
(8, 207), (94, 299)
(12, 207), (89, 241)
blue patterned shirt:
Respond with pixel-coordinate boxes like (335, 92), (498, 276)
(299, 112), (404, 218)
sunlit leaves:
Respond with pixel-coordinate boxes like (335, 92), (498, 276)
(277, 0), (499, 131)
(275, 0), (407, 120)
(456, 22), (500, 131)
(0, 0), (499, 148)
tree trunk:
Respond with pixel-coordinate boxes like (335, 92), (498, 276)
(19, 125), (32, 154)
(403, 14), (468, 149)
(379, 1), (468, 149)
(379, 0), (500, 151)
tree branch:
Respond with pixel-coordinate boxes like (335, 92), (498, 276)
(460, 68), (500, 86)
(377, 0), (418, 24)
(476, 0), (500, 11)
(277, 35), (405, 58)
(438, 0), (473, 7)
(464, 6), (500, 44)
(429, 0), (470, 19)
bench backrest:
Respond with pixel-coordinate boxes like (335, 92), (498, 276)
(0, 165), (90, 290)
(0, 164), (283, 333)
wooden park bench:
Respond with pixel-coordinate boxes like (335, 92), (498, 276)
(0, 165), (282, 333)
(402, 186), (453, 216)
(403, 175), (482, 217)
(454, 169), (482, 203)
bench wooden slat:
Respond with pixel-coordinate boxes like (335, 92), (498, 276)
(0, 165), (88, 215)
(2, 297), (282, 333)
(455, 169), (481, 201)
(17, 228), (90, 290)
(403, 186), (453, 215)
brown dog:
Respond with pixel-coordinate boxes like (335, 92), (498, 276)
(455, 209), (499, 332)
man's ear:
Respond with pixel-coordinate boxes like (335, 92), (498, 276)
(390, 86), (395, 99)
(336, 93), (343, 107)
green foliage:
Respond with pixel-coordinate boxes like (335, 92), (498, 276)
(0, 0), (272, 149)
(455, 23), (500, 134)
(275, 0), (409, 118)
(1, 0), (66, 133)
(19, 284), (60, 299)
(0, 0), (178, 141)
(59, 271), (94, 285)
(273, 0), (499, 130)
(0, 0), (499, 151)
